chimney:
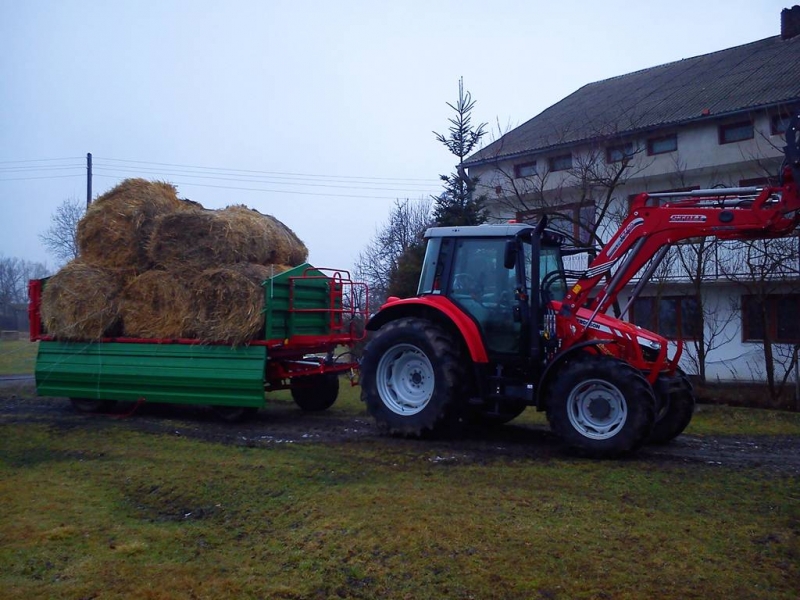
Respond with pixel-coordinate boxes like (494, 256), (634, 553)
(782, 5), (800, 39)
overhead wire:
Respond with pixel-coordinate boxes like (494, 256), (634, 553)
(0, 155), (443, 199)
(92, 173), (436, 200)
(95, 156), (439, 183)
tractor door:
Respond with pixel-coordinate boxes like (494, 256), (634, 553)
(447, 237), (526, 355)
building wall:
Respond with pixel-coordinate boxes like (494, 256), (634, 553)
(472, 111), (785, 218)
(469, 111), (797, 383)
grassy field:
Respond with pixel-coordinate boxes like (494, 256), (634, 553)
(2, 345), (799, 598)
(0, 339), (37, 376)
(1, 385), (798, 599)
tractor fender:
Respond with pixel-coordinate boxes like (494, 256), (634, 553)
(366, 296), (489, 363)
(535, 340), (612, 409)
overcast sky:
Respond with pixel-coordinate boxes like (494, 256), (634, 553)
(0, 0), (792, 274)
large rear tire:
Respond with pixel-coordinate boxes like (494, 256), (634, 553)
(545, 357), (655, 458)
(291, 373), (340, 412)
(648, 371), (695, 444)
(361, 317), (466, 437)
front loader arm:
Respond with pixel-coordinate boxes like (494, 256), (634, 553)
(558, 164), (800, 344)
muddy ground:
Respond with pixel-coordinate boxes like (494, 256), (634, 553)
(2, 379), (799, 474)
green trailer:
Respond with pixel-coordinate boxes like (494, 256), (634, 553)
(29, 265), (366, 420)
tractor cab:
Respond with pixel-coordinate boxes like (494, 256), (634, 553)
(418, 222), (567, 359)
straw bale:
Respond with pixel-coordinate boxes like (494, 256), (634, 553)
(219, 205), (308, 266)
(147, 209), (238, 267)
(119, 270), (193, 339)
(187, 263), (289, 345)
(148, 206), (308, 268)
(76, 178), (195, 270)
(41, 261), (130, 340)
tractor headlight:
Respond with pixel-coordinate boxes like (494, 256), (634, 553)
(638, 337), (661, 362)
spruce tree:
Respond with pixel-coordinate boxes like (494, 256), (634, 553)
(433, 78), (488, 226)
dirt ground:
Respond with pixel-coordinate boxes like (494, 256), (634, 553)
(2, 379), (799, 474)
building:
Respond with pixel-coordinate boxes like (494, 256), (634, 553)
(463, 7), (800, 386)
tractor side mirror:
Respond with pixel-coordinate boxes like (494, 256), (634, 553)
(503, 240), (517, 269)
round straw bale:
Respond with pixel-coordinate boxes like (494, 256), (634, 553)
(76, 178), (196, 270)
(41, 261), (129, 340)
(147, 209), (234, 268)
(148, 206), (308, 269)
(219, 205), (308, 266)
(188, 263), (287, 345)
(119, 270), (194, 339)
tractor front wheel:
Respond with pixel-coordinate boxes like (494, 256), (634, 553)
(545, 357), (655, 457)
(649, 371), (695, 444)
(361, 317), (466, 437)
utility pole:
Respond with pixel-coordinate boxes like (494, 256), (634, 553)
(86, 152), (93, 208)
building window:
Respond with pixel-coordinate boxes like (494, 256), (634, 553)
(513, 161), (537, 178)
(742, 294), (800, 343)
(647, 134), (677, 155)
(771, 114), (793, 136)
(631, 296), (701, 340)
(606, 142), (634, 163)
(719, 121), (754, 144)
(549, 154), (572, 172)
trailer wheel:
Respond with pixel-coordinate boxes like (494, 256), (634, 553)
(291, 373), (340, 411)
(70, 398), (116, 413)
(361, 317), (466, 437)
(648, 371), (695, 444)
(211, 406), (258, 422)
(545, 357), (655, 457)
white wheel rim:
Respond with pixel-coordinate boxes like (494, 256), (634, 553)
(376, 343), (435, 416)
(566, 379), (628, 440)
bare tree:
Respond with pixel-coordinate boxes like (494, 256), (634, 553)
(720, 236), (800, 402)
(484, 120), (654, 249)
(0, 256), (49, 305)
(354, 198), (433, 309)
(39, 197), (84, 264)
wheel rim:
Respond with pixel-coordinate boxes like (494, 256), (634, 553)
(566, 379), (628, 440)
(376, 343), (435, 416)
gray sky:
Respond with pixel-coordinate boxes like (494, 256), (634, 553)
(0, 0), (791, 273)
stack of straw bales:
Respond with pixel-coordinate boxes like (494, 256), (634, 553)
(41, 178), (307, 344)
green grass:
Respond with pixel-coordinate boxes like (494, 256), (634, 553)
(0, 340), (37, 376)
(1, 414), (798, 599)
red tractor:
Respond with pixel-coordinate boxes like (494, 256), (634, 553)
(360, 111), (800, 457)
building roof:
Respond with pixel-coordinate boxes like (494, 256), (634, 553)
(464, 34), (800, 167)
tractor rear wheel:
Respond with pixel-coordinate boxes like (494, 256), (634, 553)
(545, 357), (655, 458)
(648, 371), (695, 444)
(361, 317), (466, 437)
(291, 373), (340, 411)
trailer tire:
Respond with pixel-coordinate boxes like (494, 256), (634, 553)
(648, 371), (695, 445)
(70, 398), (116, 413)
(545, 357), (655, 458)
(291, 373), (340, 411)
(361, 317), (466, 437)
